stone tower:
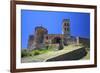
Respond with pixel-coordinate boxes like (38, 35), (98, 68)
(27, 35), (34, 50)
(34, 26), (48, 49)
(27, 26), (48, 50)
(62, 19), (70, 45)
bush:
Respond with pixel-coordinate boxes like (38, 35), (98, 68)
(34, 50), (40, 55)
(21, 50), (32, 57)
(21, 50), (28, 57)
(58, 43), (64, 50)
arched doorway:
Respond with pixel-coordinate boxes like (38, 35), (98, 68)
(52, 37), (64, 50)
(52, 37), (62, 44)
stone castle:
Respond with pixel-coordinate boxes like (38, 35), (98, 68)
(27, 19), (77, 50)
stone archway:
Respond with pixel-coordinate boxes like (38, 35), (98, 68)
(52, 37), (62, 44)
(51, 37), (64, 50)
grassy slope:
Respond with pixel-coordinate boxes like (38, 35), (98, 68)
(21, 45), (88, 63)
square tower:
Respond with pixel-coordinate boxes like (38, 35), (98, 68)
(62, 19), (70, 36)
(62, 19), (70, 45)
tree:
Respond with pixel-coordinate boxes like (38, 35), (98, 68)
(58, 40), (64, 50)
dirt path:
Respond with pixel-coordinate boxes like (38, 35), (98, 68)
(21, 45), (84, 63)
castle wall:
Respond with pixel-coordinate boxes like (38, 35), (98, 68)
(27, 19), (73, 50)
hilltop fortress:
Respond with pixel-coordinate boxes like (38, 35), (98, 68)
(27, 19), (84, 50)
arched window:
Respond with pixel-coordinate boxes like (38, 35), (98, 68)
(64, 23), (67, 26)
(64, 28), (66, 31)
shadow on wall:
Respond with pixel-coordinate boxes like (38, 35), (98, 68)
(46, 47), (87, 61)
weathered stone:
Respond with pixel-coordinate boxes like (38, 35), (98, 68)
(27, 19), (77, 50)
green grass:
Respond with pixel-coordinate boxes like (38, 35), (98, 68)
(31, 49), (51, 55)
(21, 50), (31, 57)
(21, 47), (55, 58)
(81, 50), (90, 60)
(28, 45), (83, 60)
(22, 45), (90, 63)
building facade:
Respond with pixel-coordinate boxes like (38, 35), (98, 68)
(27, 19), (76, 50)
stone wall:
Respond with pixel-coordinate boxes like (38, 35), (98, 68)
(46, 47), (87, 61)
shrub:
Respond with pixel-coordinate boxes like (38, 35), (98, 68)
(34, 50), (40, 55)
(58, 43), (64, 50)
(21, 50), (31, 57)
(21, 50), (28, 57)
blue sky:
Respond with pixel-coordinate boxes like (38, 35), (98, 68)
(21, 10), (90, 49)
